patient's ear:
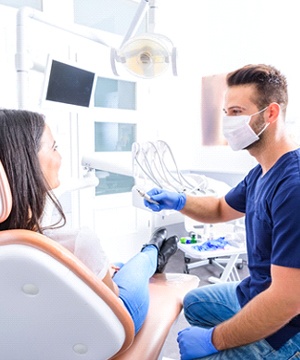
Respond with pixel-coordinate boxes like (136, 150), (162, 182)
(0, 161), (12, 223)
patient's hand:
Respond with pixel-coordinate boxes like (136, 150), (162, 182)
(103, 268), (120, 297)
(109, 264), (120, 277)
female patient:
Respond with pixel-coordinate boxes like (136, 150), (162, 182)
(0, 108), (178, 335)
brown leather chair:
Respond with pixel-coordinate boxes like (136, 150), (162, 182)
(0, 161), (199, 360)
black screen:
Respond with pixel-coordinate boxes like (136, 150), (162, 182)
(46, 60), (95, 107)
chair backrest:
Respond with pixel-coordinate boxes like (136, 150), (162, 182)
(0, 161), (135, 360)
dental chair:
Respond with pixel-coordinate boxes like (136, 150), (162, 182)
(0, 161), (199, 360)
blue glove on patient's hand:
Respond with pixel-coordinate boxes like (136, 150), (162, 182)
(177, 326), (218, 360)
(143, 188), (187, 212)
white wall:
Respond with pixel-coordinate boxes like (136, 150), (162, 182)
(151, 0), (300, 174)
(0, 6), (19, 108)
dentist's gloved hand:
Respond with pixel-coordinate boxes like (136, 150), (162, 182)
(144, 188), (187, 212)
(177, 326), (218, 360)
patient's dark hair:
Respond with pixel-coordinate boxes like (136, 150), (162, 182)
(0, 109), (65, 232)
(226, 64), (288, 114)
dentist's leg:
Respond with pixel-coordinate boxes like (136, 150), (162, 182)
(183, 282), (241, 328)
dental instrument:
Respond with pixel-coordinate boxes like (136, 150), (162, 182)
(136, 188), (159, 205)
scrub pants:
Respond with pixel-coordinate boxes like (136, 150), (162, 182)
(183, 282), (300, 359)
(112, 245), (157, 335)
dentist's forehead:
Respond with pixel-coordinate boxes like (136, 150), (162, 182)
(224, 84), (258, 110)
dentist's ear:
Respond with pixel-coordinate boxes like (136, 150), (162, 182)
(266, 102), (281, 124)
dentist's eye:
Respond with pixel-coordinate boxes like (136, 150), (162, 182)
(228, 108), (243, 116)
(232, 110), (241, 115)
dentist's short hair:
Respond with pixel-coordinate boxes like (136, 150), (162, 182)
(226, 64), (288, 113)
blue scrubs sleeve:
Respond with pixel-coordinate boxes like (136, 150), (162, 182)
(225, 179), (247, 214)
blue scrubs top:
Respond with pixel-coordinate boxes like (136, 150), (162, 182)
(225, 149), (300, 350)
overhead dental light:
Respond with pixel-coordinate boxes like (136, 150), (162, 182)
(114, 33), (177, 79)
(111, 0), (177, 78)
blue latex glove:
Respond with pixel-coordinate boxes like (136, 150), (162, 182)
(177, 326), (218, 360)
(143, 188), (187, 212)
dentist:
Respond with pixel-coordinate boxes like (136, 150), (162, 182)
(145, 64), (300, 359)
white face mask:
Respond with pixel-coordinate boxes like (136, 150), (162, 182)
(222, 107), (268, 151)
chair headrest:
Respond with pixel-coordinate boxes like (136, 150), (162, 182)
(0, 161), (12, 223)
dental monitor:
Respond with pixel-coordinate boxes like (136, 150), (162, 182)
(40, 57), (96, 109)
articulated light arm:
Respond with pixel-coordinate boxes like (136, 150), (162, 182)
(120, 0), (150, 49)
(81, 153), (133, 177)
